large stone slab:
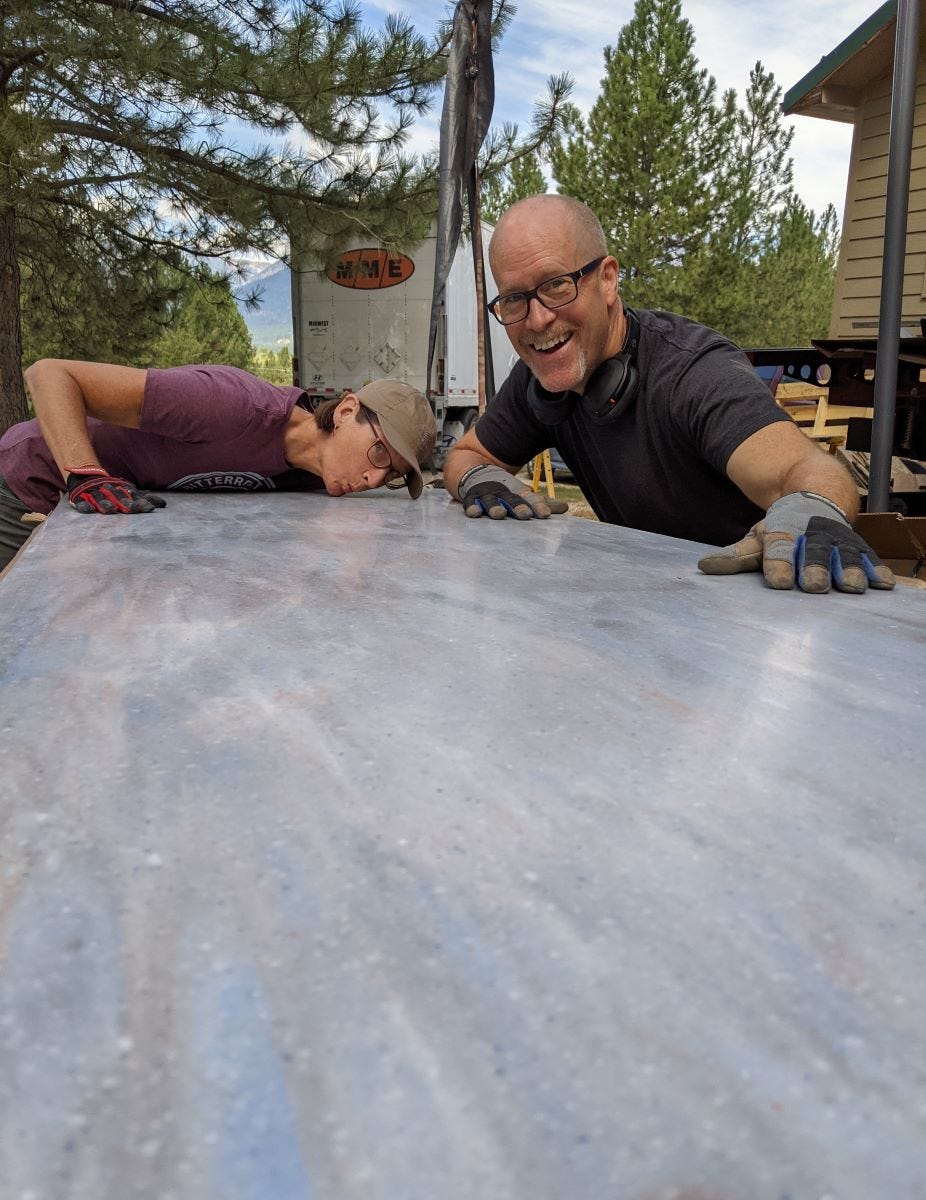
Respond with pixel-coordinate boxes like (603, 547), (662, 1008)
(1, 490), (924, 1199)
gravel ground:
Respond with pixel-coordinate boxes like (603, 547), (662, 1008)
(518, 472), (597, 520)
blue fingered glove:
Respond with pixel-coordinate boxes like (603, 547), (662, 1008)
(697, 491), (895, 594)
(458, 463), (569, 521)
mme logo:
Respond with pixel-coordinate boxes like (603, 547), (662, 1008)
(168, 472), (275, 492)
(327, 249), (415, 290)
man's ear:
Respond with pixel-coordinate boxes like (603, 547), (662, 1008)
(334, 393), (359, 427)
(601, 255), (620, 300)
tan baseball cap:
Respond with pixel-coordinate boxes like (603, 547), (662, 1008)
(355, 380), (437, 499)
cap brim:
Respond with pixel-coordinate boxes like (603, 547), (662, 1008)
(374, 412), (424, 499)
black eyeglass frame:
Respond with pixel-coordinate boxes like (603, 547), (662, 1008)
(487, 257), (607, 326)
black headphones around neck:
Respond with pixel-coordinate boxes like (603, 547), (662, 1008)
(525, 306), (641, 426)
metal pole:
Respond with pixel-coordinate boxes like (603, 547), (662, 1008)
(470, 173), (494, 411)
(289, 260), (303, 389)
(868, 0), (920, 511)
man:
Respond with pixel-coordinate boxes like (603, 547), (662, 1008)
(0, 358), (436, 572)
(444, 194), (893, 595)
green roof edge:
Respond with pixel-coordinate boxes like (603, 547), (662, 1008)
(783, 0), (898, 112)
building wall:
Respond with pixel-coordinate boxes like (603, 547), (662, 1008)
(830, 61), (926, 338)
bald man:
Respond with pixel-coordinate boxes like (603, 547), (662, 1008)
(444, 194), (893, 595)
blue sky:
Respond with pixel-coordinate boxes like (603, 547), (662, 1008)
(361, 0), (883, 224)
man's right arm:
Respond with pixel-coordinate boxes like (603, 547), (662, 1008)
(443, 427), (516, 499)
(444, 427), (568, 520)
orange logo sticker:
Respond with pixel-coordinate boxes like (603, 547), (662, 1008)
(326, 249), (415, 290)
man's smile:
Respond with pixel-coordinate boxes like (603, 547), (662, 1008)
(525, 330), (573, 354)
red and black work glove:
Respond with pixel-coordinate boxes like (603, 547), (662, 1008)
(697, 491), (895, 594)
(66, 466), (167, 515)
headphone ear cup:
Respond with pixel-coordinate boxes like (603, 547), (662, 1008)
(581, 354), (639, 422)
(582, 305), (641, 422)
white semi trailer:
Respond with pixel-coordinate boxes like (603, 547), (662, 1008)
(290, 223), (517, 463)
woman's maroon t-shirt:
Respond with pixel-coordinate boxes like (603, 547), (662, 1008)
(0, 365), (323, 513)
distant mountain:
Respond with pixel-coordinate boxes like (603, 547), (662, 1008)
(230, 259), (293, 348)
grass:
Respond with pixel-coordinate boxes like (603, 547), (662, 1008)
(517, 470), (597, 520)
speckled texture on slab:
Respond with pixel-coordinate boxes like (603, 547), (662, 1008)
(1, 490), (924, 1200)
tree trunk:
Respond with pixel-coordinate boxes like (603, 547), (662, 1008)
(0, 205), (27, 434)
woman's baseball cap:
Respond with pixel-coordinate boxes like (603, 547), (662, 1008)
(355, 380), (437, 499)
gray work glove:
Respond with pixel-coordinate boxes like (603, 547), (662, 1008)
(458, 463), (569, 520)
(697, 491), (895, 594)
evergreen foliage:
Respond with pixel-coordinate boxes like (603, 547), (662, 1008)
(145, 274), (255, 370)
(481, 149), (548, 224)
(0, 0), (447, 430)
(551, 0), (735, 306)
(250, 345), (294, 385)
(0, 0), (569, 432)
(20, 222), (186, 369)
(729, 200), (839, 347)
(549, 0), (838, 345)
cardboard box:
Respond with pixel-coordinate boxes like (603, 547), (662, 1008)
(856, 512), (926, 582)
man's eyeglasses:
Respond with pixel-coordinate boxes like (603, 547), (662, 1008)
(488, 257), (606, 326)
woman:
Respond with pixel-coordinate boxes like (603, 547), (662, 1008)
(0, 359), (437, 571)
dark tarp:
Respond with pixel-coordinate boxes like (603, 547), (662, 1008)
(427, 0), (495, 401)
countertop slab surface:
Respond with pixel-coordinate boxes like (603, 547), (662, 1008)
(1, 489), (924, 1199)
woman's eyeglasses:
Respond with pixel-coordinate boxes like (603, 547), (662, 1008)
(366, 426), (404, 483)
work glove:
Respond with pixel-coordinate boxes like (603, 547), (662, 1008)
(697, 491), (895, 594)
(66, 466), (167, 515)
(458, 463), (569, 520)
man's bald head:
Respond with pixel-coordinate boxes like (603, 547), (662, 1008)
(489, 195), (608, 271)
(486, 193), (624, 396)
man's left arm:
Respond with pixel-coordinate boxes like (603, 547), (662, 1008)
(698, 422), (895, 594)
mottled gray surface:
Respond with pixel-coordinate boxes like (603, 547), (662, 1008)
(1, 490), (924, 1200)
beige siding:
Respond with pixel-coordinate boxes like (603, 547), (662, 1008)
(851, 164), (926, 201)
(838, 268), (925, 297)
(830, 59), (926, 338)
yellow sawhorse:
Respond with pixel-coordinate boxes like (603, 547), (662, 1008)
(531, 450), (557, 499)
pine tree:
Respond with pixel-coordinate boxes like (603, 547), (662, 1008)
(717, 64), (795, 260)
(548, 0), (837, 346)
(20, 227), (186, 370)
(550, 0), (735, 308)
(251, 345), (294, 385)
(481, 149), (548, 223)
(735, 201), (839, 347)
(682, 62), (796, 334)
(0, 0), (446, 431)
(146, 275), (255, 370)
